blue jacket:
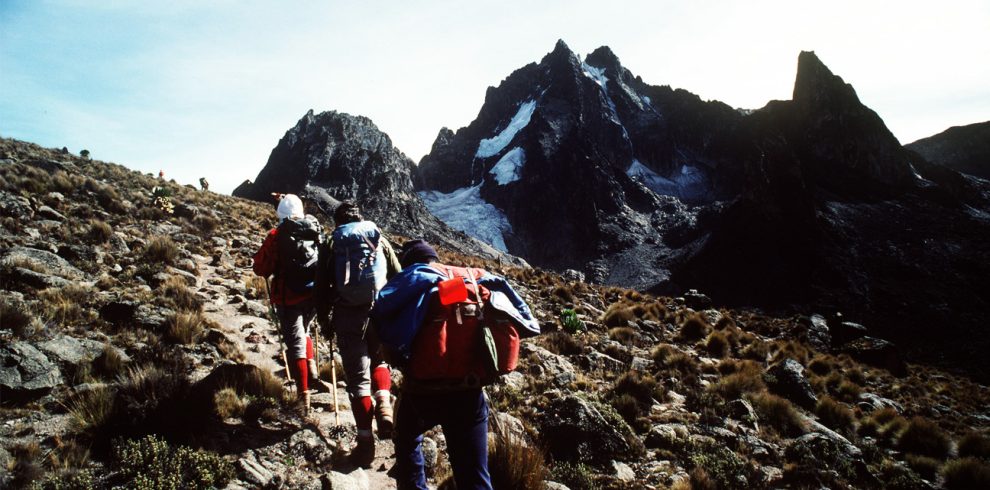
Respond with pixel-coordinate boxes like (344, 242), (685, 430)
(370, 263), (540, 362)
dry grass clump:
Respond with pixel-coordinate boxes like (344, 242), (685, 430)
(897, 416), (951, 459)
(193, 214), (220, 236)
(213, 387), (247, 419)
(748, 392), (806, 437)
(651, 344), (699, 379)
(160, 275), (203, 312)
(143, 235), (180, 265)
(688, 466), (717, 490)
(705, 331), (730, 358)
(9, 440), (43, 488)
(943, 458), (990, 489)
(1, 296), (36, 337)
(815, 396), (855, 434)
(612, 370), (665, 407)
(608, 326), (638, 345)
(770, 340), (810, 365)
(66, 385), (115, 433)
(740, 339), (770, 362)
(712, 369), (767, 400)
(86, 219), (114, 244)
(602, 302), (636, 327)
(807, 355), (833, 376)
(905, 453), (942, 480)
(543, 330), (584, 356)
(165, 311), (205, 345)
(37, 284), (93, 326)
(958, 431), (990, 459)
(243, 274), (268, 300)
(835, 379), (863, 402)
(488, 415), (548, 489)
(678, 312), (710, 341)
(92, 345), (127, 379)
(551, 285), (577, 303)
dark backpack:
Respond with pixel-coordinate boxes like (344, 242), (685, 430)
(408, 265), (520, 386)
(331, 221), (387, 306)
(276, 215), (322, 294)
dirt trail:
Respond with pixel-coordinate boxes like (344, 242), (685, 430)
(195, 255), (398, 489)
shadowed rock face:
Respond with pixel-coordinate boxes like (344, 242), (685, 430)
(414, 42), (990, 379)
(907, 121), (990, 180)
(232, 111), (515, 263)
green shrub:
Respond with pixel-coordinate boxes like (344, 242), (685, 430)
(549, 462), (598, 490)
(559, 309), (584, 333)
(897, 417), (951, 459)
(689, 440), (753, 489)
(112, 435), (234, 489)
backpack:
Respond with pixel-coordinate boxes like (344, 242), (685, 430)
(331, 221), (387, 306)
(408, 265), (521, 386)
(276, 215), (322, 294)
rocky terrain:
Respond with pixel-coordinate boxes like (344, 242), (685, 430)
(3, 138), (990, 489)
(907, 121), (990, 180)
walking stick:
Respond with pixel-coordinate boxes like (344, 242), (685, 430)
(264, 277), (293, 384)
(330, 335), (340, 425)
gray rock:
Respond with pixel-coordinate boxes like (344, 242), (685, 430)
(3, 266), (73, 289)
(727, 399), (759, 430)
(521, 344), (577, 386)
(238, 457), (274, 488)
(492, 411), (531, 443)
(578, 350), (626, 374)
(645, 423), (689, 449)
(289, 429), (332, 465)
(498, 370), (527, 391)
(832, 321), (868, 345)
(630, 356), (652, 372)
(321, 469), (368, 490)
(612, 461), (635, 482)
(805, 314), (831, 351)
(36, 205), (66, 221)
(683, 289), (712, 310)
(857, 392), (903, 413)
(765, 358), (818, 410)
(0, 246), (85, 280)
(540, 395), (642, 465)
(241, 300), (268, 318)
(36, 336), (105, 367)
(840, 336), (906, 375)
(0, 342), (63, 403)
(544, 483), (571, 490)
(562, 269), (585, 282)
(0, 191), (33, 219)
(134, 304), (174, 330)
(421, 437), (439, 474)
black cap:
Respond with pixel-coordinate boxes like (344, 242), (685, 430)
(400, 239), (439, 268)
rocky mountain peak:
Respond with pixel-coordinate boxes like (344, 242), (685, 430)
(585, 45), (623, 73)
(793, 50), (861, 110)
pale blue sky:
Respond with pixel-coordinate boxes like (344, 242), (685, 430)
(2, 1), (988, 194)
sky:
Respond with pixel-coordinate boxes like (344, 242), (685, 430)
(1, 1), (988, 194)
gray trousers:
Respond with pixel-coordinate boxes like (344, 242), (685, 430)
(326, 303), (384, 399)
(277, 300), (314, 360)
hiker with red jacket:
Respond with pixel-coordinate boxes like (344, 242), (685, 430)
(252, 194), (330, 404)
(315, 201), (402, 467)
(371, 239), (540, 490)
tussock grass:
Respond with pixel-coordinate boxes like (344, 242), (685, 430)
(92, 345), (127, 380)
(213, 388), (247, 419)
(897, 416), (951, 459)
(705, 331), (730, 358)
(678, 312), (710, 341)
(143, 235), (180, 265)
(815, 396), (855, 434)
(712, 370), (767, 400)
(38, 284), (92, 326)
(943, 458), (990, 489)
(905, 453), (942, 480)
(165, 311), (205, 345)
(160, 275), (203, 312)
(488, 413), (548, 489)
(543, 330), (584, 356)
(608, 326), (637, 345)
(958, 431), (990, 459)
(67, 385), (115, 433)
(86, 219), (114, 244)
(749, 392), (806, 437)
(1, 296), (36, 338)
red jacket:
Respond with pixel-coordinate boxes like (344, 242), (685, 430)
(253, 228), (312, 306)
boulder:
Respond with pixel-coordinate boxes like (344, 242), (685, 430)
(0, 191), (33, 219)
(521, 344), (577, 386)
(645, 423), (689, 449)
(3, 266), (73, 289)
(0, 341), (63, 403)
(857, 392), (904, 413)
(36, 336), (106, 367)
(831, 321), (868, 345)
(840, 336), (906, 375)
(727, 398), (759, 430)
(539, 395), (643, 465)
(134, 304), (174, 330)
(804, 314), (831, 351)
(683, 289), (712, 310)
(578, 350), (626, 373)
(238, 457), (275, 488)
(765, 358), (818, 410)
(36, 205), (66, 221)
(0, 246), (85, 280)
(612, 461), (635, 482)
(321, 469), (369, 490)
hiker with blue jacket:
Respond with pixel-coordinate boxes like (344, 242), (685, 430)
(315, 201), (402, 467)
(371, 239), (540, 490)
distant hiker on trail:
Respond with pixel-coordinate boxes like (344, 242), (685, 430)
(371, 239), (540, 490)
(199, 177), (209, 191)
(315, 201), (402, 467)
(158, 169), (164, 179)
(252, 194), (331, 408)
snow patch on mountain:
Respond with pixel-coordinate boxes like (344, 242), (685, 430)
(418, 185), (513, 251)
(489, 147), (526, 185)
(627, 159), (712, 202)
(476, 100), (537, 159)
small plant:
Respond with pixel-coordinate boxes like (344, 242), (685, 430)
(160, 275), (202, 313)
(749, 392), (806, 437)
(943, 458), (990, 489)
(608, 326), (637, 345)
(165, 311), (204, 345)
(92, 345), (127, 380)
(602, 302), (635, 327)
(143, 236), (180, 265)
(151, 186), (174, 215)
(712, 370), (767, 400)
(66, 385), (115, 433)
(1, 296), (36, 338)
(213, 388), (247, 419)
(112, 434), (235, 489)
(897, 416), (951, 459)
(689, 440), (753, 490)
(87, 219), (114, 244)
(488, 414), (548, 489)
(905, 453), (942, 480)
(543, 330), (584, 356)
(815, 396), (855, 434)
(705, 331), (730, 358)
(549, 462), (598, 490)
(80, 149), (90, 158)
(958, 431), (990, 460)
(559, 308), (584, 334)
(678, 312), (710, 341)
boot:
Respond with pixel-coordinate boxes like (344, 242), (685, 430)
(350, 431), (375, 468)
(375, 391), (394, 439)
(307, 359), (332, 393)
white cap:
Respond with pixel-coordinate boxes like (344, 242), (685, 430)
(276, 194), (304, 222)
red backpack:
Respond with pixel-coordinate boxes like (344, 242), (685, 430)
(409, 265), (520, 386)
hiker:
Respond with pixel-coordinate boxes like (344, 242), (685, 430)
(199, 177), (209, 191)
(315, 201), (402, 467)
(371, 239), (540, 490)
(158, 169), (164, 179)
(252, 194), (330, 406)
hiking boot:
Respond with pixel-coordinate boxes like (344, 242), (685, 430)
(350, 434), (375, 468)
(375, 394), (394, 439)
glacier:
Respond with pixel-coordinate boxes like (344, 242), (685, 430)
(476, 100), (537, 159)
(418, 185), (513, 252)
(489, 147), (525, 185)
(627, 159), (712, 202)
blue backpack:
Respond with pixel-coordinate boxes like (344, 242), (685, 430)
(331, 221), (387, 305)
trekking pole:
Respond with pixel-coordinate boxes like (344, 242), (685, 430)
(264, 277), (293, 384)
(329, 334), (340, 425)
